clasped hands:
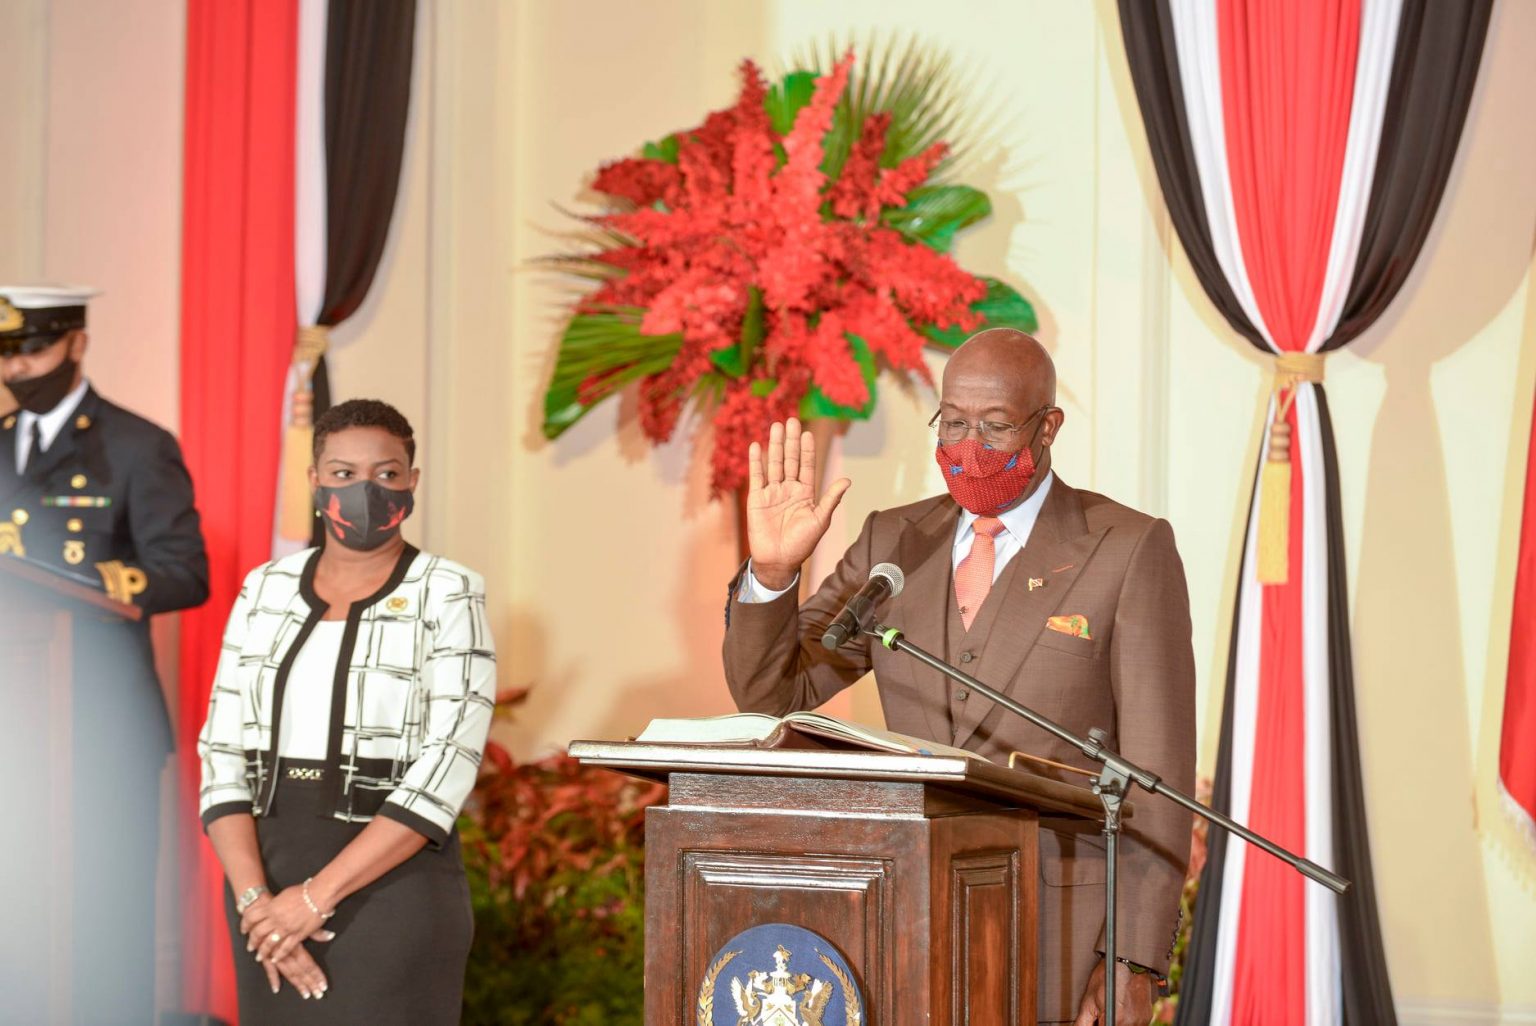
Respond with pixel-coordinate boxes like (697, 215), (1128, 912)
(240, 884), (336, 1000)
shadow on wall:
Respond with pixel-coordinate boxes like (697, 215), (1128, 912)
(1345, 0), (1536, 998)
(495, 516), (742, 757)
(494, 419), (742, 760)
(1484, 240), (1536, 899)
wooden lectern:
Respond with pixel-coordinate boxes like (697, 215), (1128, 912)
(0, 555), (141, 1024)
(570, 739), (1110, 1026)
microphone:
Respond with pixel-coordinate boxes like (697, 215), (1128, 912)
(821, 563), (905, 650)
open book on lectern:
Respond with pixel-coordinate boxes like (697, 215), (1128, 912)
(632, 711), (984, 762)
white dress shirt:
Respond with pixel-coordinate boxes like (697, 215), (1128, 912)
(740, 471), (1056, 601)
(14, 377), (90, 474)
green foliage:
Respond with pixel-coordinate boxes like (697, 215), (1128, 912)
(709, 286), (765, 378)
(765, 70), (818, 136)
(922, 277), (1038, 349)
(542, 309), (683, 439)
(459, 746), (665, 1025)
(793, 34), (977, 181)
(884, 184), (992, 253)
(799, 333), (879, 421)
(641, 134), (681, 164)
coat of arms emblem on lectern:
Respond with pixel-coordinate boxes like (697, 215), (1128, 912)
(697, 924), (863, 1026)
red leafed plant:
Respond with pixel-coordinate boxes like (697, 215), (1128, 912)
(542, 39), (1037, 497)
(458, 690), (666, 1023)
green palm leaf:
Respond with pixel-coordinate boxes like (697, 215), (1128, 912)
(883, 184), (992, 252)
(922, 278), (1038, 349)
(542, 309), (683, 438)
(789, 34), (982, 180)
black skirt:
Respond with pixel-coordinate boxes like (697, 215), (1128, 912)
(224, 761), (474, 1025)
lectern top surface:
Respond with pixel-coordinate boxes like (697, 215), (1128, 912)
(567, 739), (1121, 821)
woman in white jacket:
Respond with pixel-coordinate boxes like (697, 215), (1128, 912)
(197, 398), (496, 1024)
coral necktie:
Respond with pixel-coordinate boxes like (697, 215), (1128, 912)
(955, 516), (1006, 631)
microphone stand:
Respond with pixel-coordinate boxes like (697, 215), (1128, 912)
(863, 622), (1348, 1026)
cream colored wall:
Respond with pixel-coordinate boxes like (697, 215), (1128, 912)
(0, 0), (47, 288)
(0, 0), (186, 429)
(10, 0), (1536, 1018)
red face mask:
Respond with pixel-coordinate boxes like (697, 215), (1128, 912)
(934, 437), (1038, 516)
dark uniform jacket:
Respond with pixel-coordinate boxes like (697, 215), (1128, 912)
(0, 386), (209, 749)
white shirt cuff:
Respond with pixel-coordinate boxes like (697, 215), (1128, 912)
(738, 562), (799, 603)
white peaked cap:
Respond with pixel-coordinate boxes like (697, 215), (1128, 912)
(0, 285), (101, 308)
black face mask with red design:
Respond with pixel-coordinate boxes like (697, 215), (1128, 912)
(314, 481), (414, 551)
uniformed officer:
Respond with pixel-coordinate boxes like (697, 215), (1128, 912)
(0, 285), (209, 1025)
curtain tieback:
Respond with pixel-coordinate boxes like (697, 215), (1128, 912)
(1257, 351), (1325, 585)
(279, 325), (332, 541)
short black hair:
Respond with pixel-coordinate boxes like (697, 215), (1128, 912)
(312, 398), (416, 465)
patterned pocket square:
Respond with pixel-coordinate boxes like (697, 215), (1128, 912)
(1046, 614), (1092, 640)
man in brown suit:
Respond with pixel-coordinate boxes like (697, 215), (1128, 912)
(723, 328), (1195, 1025)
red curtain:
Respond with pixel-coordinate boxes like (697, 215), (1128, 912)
(1504, 394), (1536, 847)
(178, 1), (298, 1019)
(1217, 1), (1360, 1022)
(1219, 0), (1360, 349)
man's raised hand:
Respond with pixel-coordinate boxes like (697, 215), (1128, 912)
(745, 418), (850, 592)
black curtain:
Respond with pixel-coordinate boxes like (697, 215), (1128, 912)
(308, 0), (417, 545)
(1327, 0), (1495, 349)
(318, 0), (417, 328)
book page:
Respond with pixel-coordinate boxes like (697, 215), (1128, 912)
(783, 712), (982, 762)
(633, 712), (782, 745)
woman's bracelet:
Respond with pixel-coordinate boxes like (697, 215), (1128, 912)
(235, 885), (268, 915)
(301, 877), (336, 921)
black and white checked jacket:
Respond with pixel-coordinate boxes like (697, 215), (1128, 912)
(197, 545), (497, 847)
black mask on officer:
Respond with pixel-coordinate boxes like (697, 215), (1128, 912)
(6, 353), (80, 414)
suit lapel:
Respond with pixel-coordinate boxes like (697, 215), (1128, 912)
(22, 388), (99, 485)
(892, 497), (962, 747)
(951, 478), (1108, 748)
(0, 414), (20, 503)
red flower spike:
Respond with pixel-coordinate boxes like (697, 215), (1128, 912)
(828, 112), (893, 221)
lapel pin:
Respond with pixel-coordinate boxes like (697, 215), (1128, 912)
(1028, 577), (1045, 591)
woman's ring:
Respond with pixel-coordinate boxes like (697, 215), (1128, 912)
(269, 931), (282, 943)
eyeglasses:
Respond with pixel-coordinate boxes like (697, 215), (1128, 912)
(929, 405), (1054, 447)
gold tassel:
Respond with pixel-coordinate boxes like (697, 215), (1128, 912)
(278, 326), (331, 542)
(1255, 352), (1325, 585)
(1256, 426), (1292, 584)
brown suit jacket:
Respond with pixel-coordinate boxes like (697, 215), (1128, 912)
(722, 478), (1195, 1021)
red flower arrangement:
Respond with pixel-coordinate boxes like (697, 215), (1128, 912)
(543, 44), (1036, 496)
